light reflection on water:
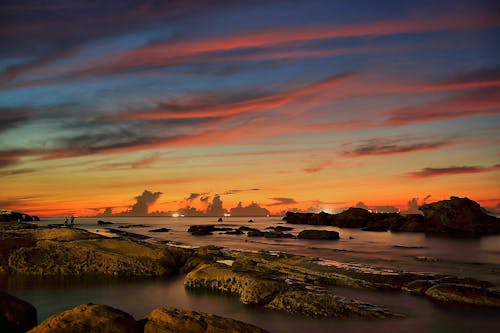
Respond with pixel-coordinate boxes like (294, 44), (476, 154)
(2, 275), (499, 333)
(6, 216), (498, 332)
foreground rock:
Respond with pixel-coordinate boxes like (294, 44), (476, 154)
(0, 291), (37, 333)
(28, 304), (138, 333)
(297, 230), (340, 240)
(424, 284), (500, 307)
(184, 258), (403, 318)
(1, 225), (188, 277)
(142, 307), (269, 333)
(284, 196), (500, 235)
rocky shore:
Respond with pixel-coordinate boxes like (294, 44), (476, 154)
(284, 197), (500, 235)
(1, 220), (499, 332)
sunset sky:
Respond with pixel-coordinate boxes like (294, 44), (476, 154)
(1, 0), (499, 216)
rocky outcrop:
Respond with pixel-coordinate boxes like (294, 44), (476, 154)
(419, 196), (500, 235)
(185, 263), (285, 305)
(266, 291), (399, 318)
(184, 254), (405, 318)
(142, 307), (269, 333)
(28, 303), (138, 333)
(0, 210), (35, 222)
(284, 197), (500, 235)
(424, 283), (500, 307)
(297, 230), (340, 240)
(2, 227), (188, 277)
(0, 291), (37, 333)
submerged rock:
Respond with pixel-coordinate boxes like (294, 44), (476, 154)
(28, 303), (138, 333)
(0, 291), (37, 333)
(142, 307), (269, 333)
(297, 230), (340, 240)
(425, 283), (500, 307)
(266, 291), (400, 319)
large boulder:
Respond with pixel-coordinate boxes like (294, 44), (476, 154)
(142, 307), (269, 333)
(28, 303), (138, 333)
(419, 196), (500, 235)
(0, 291), (37, 333)
(297, 230), (340, 240)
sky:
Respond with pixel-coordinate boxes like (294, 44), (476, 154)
(0, 0), (499, 217)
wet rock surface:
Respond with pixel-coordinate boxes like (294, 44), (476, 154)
(28, 303), (138, 333)
(1, 226), (187, 277)
(297, 230), (340, 240)
(0, 291), (37, 333)
(142, 307), (270, 333)
(424, 283), (500, 307)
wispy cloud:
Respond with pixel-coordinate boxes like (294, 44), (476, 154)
(267, 197), (298, 206)
(407, 165), (500, 178)
(341, 138), (457, 157)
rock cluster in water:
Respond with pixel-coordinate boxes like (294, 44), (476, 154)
(0, 295), (269, 333)
(284, 197), (500, 235)
(1, 222), (499, 331)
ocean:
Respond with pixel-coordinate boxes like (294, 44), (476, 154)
(2, 216), (499, 332)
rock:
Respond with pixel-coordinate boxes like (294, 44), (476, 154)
(0, 291), (37, 333)
(6, 229), (187, 277)
(142, 307), (269, 333)
(238, 226), (256, 232)
(419, 196), (500, 235)
(414, 256), (439, 262)
(188, 225), (232, 236)
(263, 231), (294, 238)
(28, 303), (138, 333)
(185, 263), (285, 305)
(217, 218), (223, 222)
(334, 208), (372, 228)
(1, 210), (34, 222)
(425, 283), (500, 307)
(97, 220), (113, 225)
(247, 229), (264, 237)
(266, 290), (401, 319)
(107, 228), (152, 240)
(390, 214), (426, 232)
(402, 280), (436, 295)
(297, 230), (340, 240)
(248, 219), (254, 223)
(149, 228), (171, 233)
(224, 230), (244, 235)
(265, 226), (293, 232)
(119, 224), (150, 229)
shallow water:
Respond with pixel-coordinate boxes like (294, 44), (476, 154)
(4, 216), (499, 332)
(2, 274), (500, 333)
(43, 216), (500, 283)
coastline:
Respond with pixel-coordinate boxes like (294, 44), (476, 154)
(1, 222), (500, 332)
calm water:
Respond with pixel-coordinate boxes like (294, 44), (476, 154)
(3, 216), (499, 332)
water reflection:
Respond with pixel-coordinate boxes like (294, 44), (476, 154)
(2, 275), (498, 333)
